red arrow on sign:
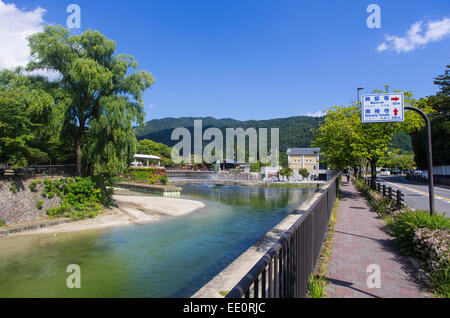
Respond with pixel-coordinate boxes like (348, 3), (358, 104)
(394, 108), (398, 116)
(391, 97), (400, 101)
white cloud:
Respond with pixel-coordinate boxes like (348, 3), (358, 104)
(0, 1), (46, 69)
(306, 110), (326, 117)
(378, 17), (450, 53)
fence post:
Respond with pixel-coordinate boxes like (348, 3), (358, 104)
(388, 187), (392, 200)
(382, 184), (386, 197)
(396, 190), (402, 208)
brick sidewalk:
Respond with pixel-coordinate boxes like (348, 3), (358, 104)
(325, 180), (430, 298)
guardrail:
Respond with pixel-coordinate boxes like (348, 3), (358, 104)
(365, 178), (404, 208)
(225, 174), (341, 298)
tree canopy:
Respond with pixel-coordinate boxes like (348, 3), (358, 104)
(312, 87), (431, 186)
(26, 26), (155, 176)
(0, 69), (63, 168)
(411, 65), (450, 169)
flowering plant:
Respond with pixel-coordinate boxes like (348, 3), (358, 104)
(413, 228), (450, 272)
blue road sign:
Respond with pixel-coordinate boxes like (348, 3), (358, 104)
(361, 93), (404, 123)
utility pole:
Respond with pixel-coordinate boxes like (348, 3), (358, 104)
(357, 87), (364, 178)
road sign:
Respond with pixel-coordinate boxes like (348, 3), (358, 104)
(361, 92), (404, 123)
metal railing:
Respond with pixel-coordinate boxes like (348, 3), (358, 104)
(366, 178), (404, 208)
(0, 165), (76, 178)
(225, 174), (341, 298)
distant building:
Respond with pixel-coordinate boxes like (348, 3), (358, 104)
(132, 154), (161, 167)
(286, 148), (331, 181)
(287, 148), (321, 170)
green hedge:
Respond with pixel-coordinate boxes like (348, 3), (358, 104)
(388, 209), (450, 256)
(41, 177), (108, 220)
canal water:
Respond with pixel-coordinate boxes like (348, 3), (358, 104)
(0, 184), (315, 297)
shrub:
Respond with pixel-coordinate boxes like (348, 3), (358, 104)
(45, 177), (104, 219)
(0, 220), (6, 227)
(413, 228), (450, 297)
(29, 180), (41, 192)
(160, 174), (168, 185)
(36, 200), (43, 210)
(9, 182), (17, 194)
(389, 209), (450, 255)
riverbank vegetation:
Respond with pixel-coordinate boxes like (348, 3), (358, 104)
(119, 168), (169, 185)
(353, 178), (450, 297)
(0, 26), (154, 179)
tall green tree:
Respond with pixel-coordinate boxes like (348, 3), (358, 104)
(313, 87), (430, 187)
(411, 65), (450, 169)
(312, 105), (363, 175)
(26, 26), (155, 176)
(0, 69), (62, 167)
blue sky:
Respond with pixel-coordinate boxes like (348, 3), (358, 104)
(2, 0), (450, 122)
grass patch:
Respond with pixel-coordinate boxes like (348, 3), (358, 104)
(219, 291), (229, 297)
(307, 179), (340, 298)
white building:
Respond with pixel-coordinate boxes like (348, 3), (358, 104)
(132, 154), (161, 167)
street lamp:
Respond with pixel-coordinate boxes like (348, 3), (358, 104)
(356, 87), (364, 178)
(357, 87), (364, 105)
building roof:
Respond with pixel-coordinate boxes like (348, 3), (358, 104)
(286, 148), (321, 155)
(134, 154), (161, 160)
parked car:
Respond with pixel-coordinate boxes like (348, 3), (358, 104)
(379, 169), (391, 176)
(414, 170), (423, 176)
(391, 169), (402, 175)
(19, 167), (36, 174)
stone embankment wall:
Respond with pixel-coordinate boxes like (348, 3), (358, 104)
(0, 178), (61, 226)
(214, 172), (261, 182)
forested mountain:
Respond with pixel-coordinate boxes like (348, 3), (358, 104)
(135, 116), (324, 152)
(135, 116), (414, 156)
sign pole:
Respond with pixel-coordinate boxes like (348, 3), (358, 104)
(405, 106), (435, 216)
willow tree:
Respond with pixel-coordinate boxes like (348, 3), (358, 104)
(27, 26), (154, 176)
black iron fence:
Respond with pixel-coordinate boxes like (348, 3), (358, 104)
(365, 178), (404, 208)
(0, 165), (76, 178)
(225, 174), (341, 298)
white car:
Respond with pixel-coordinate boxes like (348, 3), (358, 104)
(379, 169), (391, 176)
(414, 170), (423, 176)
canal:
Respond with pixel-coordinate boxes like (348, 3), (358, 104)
(0, 184), (315, 297)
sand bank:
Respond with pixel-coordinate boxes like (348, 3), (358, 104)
(112, 195), (205, 217)
(9, 193), (205, 236)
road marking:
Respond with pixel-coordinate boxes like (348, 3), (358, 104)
(384, 181), (450, 203)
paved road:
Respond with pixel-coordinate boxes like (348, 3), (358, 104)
(377, 176), (450, 215)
